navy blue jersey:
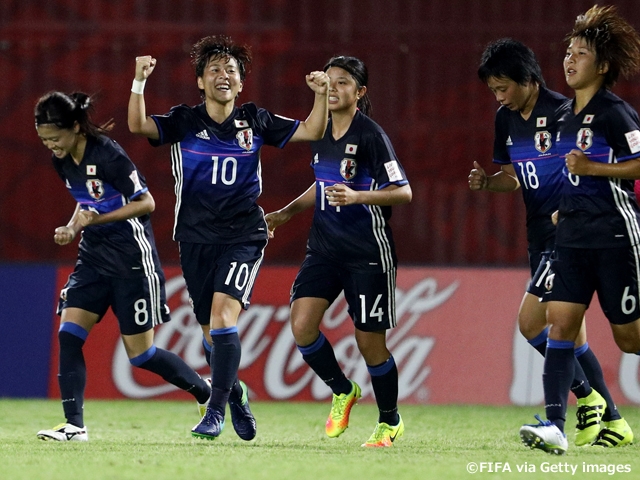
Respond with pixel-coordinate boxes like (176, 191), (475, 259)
(150, 102), (300, 244)
(307, 111), (409, 273)
(493, 87), (567, 247)
(555, 88), (640, 248)
(52, 135), (162, 278)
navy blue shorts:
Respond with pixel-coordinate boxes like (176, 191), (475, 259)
(291, 253), (397, 332)
(542, 245), (640, 325)
(527, 247), (553, 298)
(179, 240), (267, 325)
(58, 260), (170, 335)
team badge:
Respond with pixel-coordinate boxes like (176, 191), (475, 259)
(86, 165), (96, 175)
(340, 158), (357, 180)
(234, 119), (249, 128)
(576, 128), (593, 151)
(536, 117), (547, 127)
(534, 131), (552, 154)
(236, 128), (253, 151)
(345, 144), (357, 154)
(86, 179), (104, 200)
(583, 114), (594, 124)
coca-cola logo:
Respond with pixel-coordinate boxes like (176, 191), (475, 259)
(112, 274), (459, 401)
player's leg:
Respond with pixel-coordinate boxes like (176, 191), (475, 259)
(37, 264), (105, 442)
(349, 268), (403, 447)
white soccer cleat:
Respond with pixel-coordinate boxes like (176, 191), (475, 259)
(520, 415), (567, 455)
(37, 423), (88, 442)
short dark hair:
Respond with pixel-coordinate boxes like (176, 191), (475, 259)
(324, 55), (372, 117)
(478, 38), (544, 86)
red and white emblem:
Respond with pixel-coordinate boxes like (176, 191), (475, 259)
(86, 179), (104, 200)
(236, 128), (253, 151)
(534, 131), (552, 154)
(340, 158), (357, 180)
(576, 128), (593, 151)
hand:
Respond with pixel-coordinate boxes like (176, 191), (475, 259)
(134, 55), (157, 80)
(54, 226), (76, 245)
(76, 209), (98, 227)
(551, 210), (559, 226)
(565, 149), (592, 176)
(325, 183), (358, 207)
(265, 211), (291, 239)
(305, 71), (330, 95)
(468, 161), (488, 190)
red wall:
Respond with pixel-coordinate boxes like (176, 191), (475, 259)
(3, 0), (640, 266)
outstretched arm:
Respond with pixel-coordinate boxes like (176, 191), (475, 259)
(265, 183), (316, 238)
(290, 72), (330, 142)
(128, 55), (160, 140)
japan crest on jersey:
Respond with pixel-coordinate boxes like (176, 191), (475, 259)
(576, 128), (593, 151)
(236, 128), (253, 151)
(86, 179), (104, 200)
(534, 131), (552, 154)
(340, 158), (357, 180)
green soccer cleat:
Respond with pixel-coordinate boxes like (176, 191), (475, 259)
(325, 380), (361, 438)
(575, 388), (605, 446)
(592, 418), (633, 447)
(362, 415), (405, 447)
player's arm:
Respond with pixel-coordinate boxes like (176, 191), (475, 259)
(468, 161), (520, 192)
(565, 150), (640, 178)
(265, 183), (316, 238)
(54, 203), (84, 246)
(289, 72), (329, 142)
(76, 192), (155, 228)
(325, 183), (411, 207)
(128, 55), (160, 140)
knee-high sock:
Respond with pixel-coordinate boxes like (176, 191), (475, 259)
(543, 339), (575, 432)
(368, 356), (400, 425)
(131, 345), (210, 404)
(58, 323), (88, 428)
(575, 343), (620, 421)
(203, 334), (243, 401)
(297, 332), (351, 395)
(528, 328), (590, 398)
(206, 327), (242, 414)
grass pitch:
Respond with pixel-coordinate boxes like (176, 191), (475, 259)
(1, 399), (640, 480)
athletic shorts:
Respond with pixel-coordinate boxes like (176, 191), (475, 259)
(542, 245), (640, 325)
(179, 240), (267, 325)
(58, 260), (170, 335)
(526, 246), (553, 298)
(290, 253), (397, 332)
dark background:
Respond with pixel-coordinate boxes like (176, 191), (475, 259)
(2, 0), (640, 267)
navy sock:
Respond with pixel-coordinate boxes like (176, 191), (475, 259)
(202, 334), (242, 401)
(575, 343), (620, 422)
(368, 356), (399, 425)
(132, 345), (210, 404)
(58, 323), (88, 428)
(209, 327), (241, 395)
(528, 328), (590, 398)
(297, 332), (351, 395)
(543, 339), (575, 432)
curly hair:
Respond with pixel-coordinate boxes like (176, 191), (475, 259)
(567, 4), (640, 88)
(191, 35), (252, 79)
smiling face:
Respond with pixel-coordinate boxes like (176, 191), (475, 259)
(36, 123), (81, 159)
(486, 76), (539, 116)
(564, 37), (605, 91)
(197, 54), (243, 105)
(326, 66), (366, 114)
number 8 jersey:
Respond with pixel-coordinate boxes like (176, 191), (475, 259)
(493, 86), (568, 248)
(150, 102), (300, 244)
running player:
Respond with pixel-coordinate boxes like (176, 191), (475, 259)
(128, 35), (329, 441)
(470, 38), (627, 447)
(34, 91), (211, 442)
(520, 5), (640, 454)
(265, 56), (411, 447)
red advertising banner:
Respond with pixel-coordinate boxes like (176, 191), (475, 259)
(48, 266), (640, 405)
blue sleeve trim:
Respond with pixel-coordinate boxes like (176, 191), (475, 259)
(277, 120), (301, 148)
(129, 186), (149, 201)
(129, 345), (157, 366)
(59, 322), (89, 341)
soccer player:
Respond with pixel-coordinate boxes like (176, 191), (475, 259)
(128, 35), (329, 441)
(34, 91), (211, 442)
(519, 5), (640, 454)
(265, 56), (411, 447)
(470, 38), (627, 447)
